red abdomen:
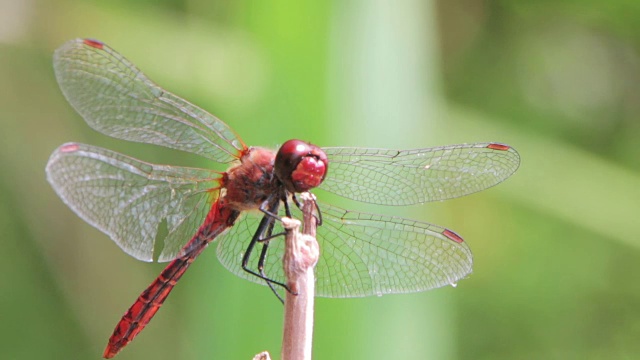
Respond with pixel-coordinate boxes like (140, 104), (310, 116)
(103, 200), (239, 358)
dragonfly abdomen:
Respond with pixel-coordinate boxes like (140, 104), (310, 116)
(103, 200), (240, 358)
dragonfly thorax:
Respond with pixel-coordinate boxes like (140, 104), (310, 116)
(223, 146), (281, 211)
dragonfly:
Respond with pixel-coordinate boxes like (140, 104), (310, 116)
(46, 38), (520, 358)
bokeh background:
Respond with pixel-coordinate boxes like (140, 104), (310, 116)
(2, 0), (640, 359)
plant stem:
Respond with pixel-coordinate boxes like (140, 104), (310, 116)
(281, 192), (319, 360)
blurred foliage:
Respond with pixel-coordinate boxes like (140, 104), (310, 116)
(1, 0), (639, 359)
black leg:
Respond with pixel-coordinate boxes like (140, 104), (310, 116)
(240, 196), (291, 293)
(291, 193), (302, 209)
(313, 198), (323, 226)
(283, 193), (293, 218)
(258, 200), (280, 219)
(257, 223), (285, 303)
(291, 193), (323, 226)
(257, 231), (287, 243)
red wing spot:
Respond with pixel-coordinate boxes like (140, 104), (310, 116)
(443, 229), (464, 243)
(83, 38), (104, 49)
(486, 143), (510, 151)
(60, 143), (80, 153)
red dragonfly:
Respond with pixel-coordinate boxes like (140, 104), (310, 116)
(46, 39), (520, 358)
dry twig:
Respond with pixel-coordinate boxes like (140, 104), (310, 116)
(281, 192), (319, 360)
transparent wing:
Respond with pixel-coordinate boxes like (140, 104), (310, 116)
(215, 211), (265, 280)
(216, 201), (472, 298)
(45, 143), (220, 262)
(321, 143), (520, 206)
(53, 38), (246, 163)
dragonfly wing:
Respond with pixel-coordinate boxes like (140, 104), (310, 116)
(312, 202), (472, 297)
(53, 38), (245, 163)
(46, 143), (220, 262)
(215, 211), (287, 286)
(215, 201), (472, 298)
(321, 143), (520, 206)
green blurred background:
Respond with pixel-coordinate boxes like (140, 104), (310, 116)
(2, 0), (639, 359)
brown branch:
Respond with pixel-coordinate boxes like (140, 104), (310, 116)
(281, 192), (319, 360)
(252, 352), (271, 360)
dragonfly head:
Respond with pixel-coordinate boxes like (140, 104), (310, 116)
(275, 139), (328, 193)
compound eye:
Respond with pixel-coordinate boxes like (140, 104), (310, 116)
(275, 139), (328, 193)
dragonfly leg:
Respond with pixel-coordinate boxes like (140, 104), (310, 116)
(291, 193), (323, 226)
(291, 193), (301, 209)
(256, 236), (285, 303)
(255, 198), (287, 242)
(241, 196), (293, 296)
(259, 191), (293, 219)
(258, 199), (280, 219)
(241, 230), (292, 295)
(254, 196), (290, 240)
(283, 193), (293, 218)
(257, 231), (287, 243)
